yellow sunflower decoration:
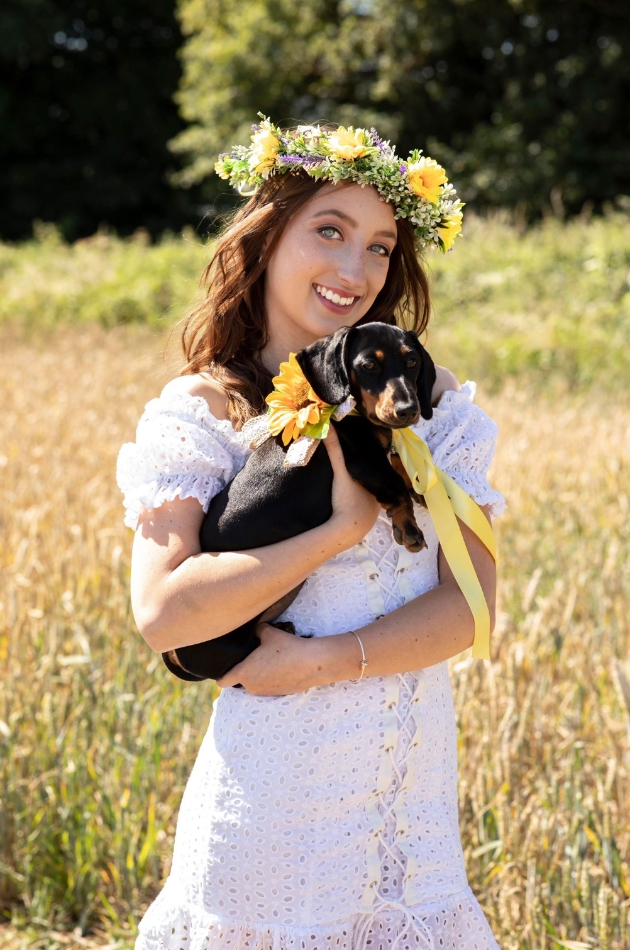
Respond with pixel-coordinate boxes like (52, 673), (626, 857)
(407, 157), (448, 205)
(266, 354), (334, 445)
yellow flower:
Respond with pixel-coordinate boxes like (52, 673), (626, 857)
(214, 159), (230, 180)
(266, 353), (329, 445)
(437, 210), (463, 251)
(249, 127), (280, 176)
(326, 126), (370, 161)
(407, 158), (448, 204)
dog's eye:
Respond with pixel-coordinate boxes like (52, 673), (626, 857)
(406, 357), (418, 368)
(362, 359), (378, 371)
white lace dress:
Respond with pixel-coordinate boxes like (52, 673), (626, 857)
(116, 380), (506, 950)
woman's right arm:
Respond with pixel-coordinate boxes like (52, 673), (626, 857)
(130, 426), (379, 654)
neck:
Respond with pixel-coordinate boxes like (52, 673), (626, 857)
(260, 322), (318, 376)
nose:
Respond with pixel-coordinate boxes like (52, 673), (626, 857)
(336, 244), (367, 289)
(394, 403), (420, 424)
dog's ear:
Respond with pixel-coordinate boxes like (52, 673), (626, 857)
(405, 331), (436, 420)
(296, 326), (353, 405)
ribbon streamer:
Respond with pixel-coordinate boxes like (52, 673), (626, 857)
(391, 427), (496, 660)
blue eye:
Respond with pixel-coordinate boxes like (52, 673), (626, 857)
(369, 244), (390, 257)
(318, 226), (342, 240)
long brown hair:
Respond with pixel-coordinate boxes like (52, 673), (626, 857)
(181, 170), (431, 429)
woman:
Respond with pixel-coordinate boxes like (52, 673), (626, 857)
(117, 120), (506, 950)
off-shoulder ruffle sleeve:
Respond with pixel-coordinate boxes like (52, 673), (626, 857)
(116, 390), (250, 530)
(410, 380), (506, 519)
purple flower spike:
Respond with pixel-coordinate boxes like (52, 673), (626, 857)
(399, 164), (407, 175)
(250, 123), (262, 131)
(280, 154), (325, 166)
(370, 127), (388, 153)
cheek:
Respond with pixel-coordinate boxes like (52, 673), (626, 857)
(366, 256), (390, 296)
(267, 233), (326, 294)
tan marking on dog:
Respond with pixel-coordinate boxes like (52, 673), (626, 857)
(375, 381), (399, 424)
(384, 499), (427, 552)
(166, 649), (186, 670)
(359, 388), (379, 419)
(390, 454), (427, 507)
(390, 452), (413, 490)
(374, 349), (384, 360)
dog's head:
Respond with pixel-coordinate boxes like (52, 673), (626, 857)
(296, 322), (436, 427)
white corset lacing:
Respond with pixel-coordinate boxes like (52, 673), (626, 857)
(116, 380), (506, 950)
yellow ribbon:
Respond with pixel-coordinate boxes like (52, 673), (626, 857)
(391, 427), (496, 660)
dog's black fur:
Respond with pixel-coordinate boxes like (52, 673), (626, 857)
(163, 322), (436, 684)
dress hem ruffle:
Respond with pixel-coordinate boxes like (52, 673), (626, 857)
(135, 883), (499, 950)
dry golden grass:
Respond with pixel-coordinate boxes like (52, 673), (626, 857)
(1, 326), (629, 950)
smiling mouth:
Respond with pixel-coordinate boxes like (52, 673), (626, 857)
(314, 284), (358, 308)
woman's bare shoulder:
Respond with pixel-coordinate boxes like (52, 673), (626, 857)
(431, 365), (461, 405)
(160, 373), (230, 421)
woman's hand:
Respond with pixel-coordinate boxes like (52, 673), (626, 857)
(324, 425), (380, 547)
(215, 622), (325, 695)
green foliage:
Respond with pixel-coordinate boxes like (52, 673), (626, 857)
(0, 0), (199, 241)
(0, 224), (208, 329)
(173, 0), (630, 218)
(428, 210), (630, 391)
(2, 213), (629, 393)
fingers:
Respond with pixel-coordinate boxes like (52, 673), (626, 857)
(215, 653), (249, 687)
(214, 624), (287, 688)
(323, 426), (348, 475)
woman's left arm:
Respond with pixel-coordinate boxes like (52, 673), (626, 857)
(312, 504), (495, 683)
(216, 367), (500, 695)
(216, 505), (494, 693)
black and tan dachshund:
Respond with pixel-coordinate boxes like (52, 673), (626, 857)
(163, 321), (436, 684)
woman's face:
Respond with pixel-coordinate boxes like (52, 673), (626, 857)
(263, 182), (397, 363)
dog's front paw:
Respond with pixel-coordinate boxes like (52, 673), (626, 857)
(390, 506), (427, 553)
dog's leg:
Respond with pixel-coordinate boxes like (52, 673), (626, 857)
(385, 499), (427, 553)
(335, 418), (427, 553)
(389, 452), (427, 508)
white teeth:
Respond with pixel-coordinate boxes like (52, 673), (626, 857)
(316, 284), (355, 306)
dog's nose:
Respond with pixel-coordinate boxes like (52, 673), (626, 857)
(395, 404), (419, 423)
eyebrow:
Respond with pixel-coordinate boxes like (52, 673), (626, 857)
(311, 208), (397, 241)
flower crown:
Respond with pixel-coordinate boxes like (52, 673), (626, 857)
(214, 115), (464, 252)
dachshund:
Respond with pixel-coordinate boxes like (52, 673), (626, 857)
(162, 322), (436, 684)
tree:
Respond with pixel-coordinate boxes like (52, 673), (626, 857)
(172, 0), (630, 218)
(1, 0), (199, 240)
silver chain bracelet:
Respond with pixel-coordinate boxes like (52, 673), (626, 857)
(349, 630), (368, 683)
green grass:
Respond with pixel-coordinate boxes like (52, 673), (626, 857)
(2, 211), (630, 391)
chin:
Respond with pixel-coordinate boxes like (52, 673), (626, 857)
(300, 308), (362, 340)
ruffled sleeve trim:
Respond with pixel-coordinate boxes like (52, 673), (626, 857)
(116, 390), (250, 530)
(411, 381), (507, 519)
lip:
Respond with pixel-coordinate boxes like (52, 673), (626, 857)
(312, 283), (362, 315)
(368, 413), (420, 429)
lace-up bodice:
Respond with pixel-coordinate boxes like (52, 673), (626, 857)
(116, 380), (505, 950)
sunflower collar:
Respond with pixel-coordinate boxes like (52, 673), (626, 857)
(241, 353), (355, 467)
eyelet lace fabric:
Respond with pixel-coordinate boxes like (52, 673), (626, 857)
(117, 382), (504, 950)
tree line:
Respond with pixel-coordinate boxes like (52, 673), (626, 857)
(2, 0), (628, 240)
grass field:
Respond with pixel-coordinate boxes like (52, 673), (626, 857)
(1, 216), (630, 949)
(2, 209), (630, 392)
